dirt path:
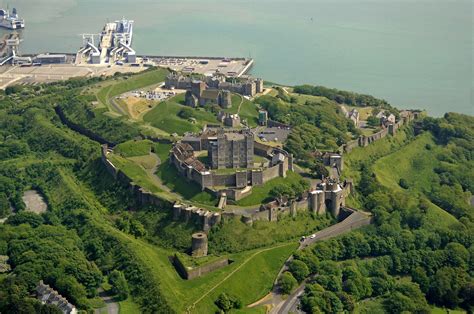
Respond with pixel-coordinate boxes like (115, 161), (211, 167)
(94, 289), (119, 314)
(236, 94), (244, 114)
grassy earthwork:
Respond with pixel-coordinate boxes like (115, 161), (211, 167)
(235, 171), (307, 207)
(143, 94), (218, 135)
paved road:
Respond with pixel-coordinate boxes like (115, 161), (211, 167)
(94, 289), (119, 314)
(250, 209), (373, 313)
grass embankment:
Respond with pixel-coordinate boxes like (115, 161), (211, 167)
(209, 212), (333, 253)
(115, 139), (154, 157)
(372, 132), (459, 228)
(95, 68), (169, 110)
(239, 97), (259, 127)
(53, 167), (297, 313)
(191, 243), (297, 313)
(109, 141), (217, 206)
(236, 171), (305, 206)
(118, 298), (141, 314)
(143, 94), (218, 135)
(342, 126), (412, 183)
(156, 154), (217, 206)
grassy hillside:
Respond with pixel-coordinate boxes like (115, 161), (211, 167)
(372, 132), (459, 228)
(143, 94), (218, 135)
(236, 171), (305, 206)
(96, 68), (169, 109)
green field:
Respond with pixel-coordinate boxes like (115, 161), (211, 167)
(239, 98), (259, 127)
(143, 94), (218, 135)
(119, 297), (141, 314)
(108, 154), (164, 195)
(343, 126), (412, 182)
(191, 243), (297, 313)
(372, 132), (459, 228)
(156, 156), (217, 206)
(236, 171), (306, 206)
(115, 139), (153, 157)
(96, 68), (169, 109)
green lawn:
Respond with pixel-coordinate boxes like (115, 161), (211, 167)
(156, 158), (217, 206)
(96, 68), (169, 109)
(115, 139), (153, 157)
(108, 154), (163, 194)
(239, 98), (259, 127)
(153, 142), (173, 161)
(143, 94), (218, 135)
(342, 126), (411, 182)
(191, 243), (297, 313)
(222, 94), (242, 114)
(236, 171), (306, 206)
(372, 132), (459, 228)
(119, 297), (141, 314)
(209, 212), (333, 253)
(355, 297), (385, 314)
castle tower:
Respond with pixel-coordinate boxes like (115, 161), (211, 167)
(326, 181), (343, 218)
(309, 190), (325, 215)
(219, 90), (232, 109)
(191, 232), (208, 257)
(191, 80), (206, 98)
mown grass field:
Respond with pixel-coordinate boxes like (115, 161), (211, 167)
(372, 132), (459, 228)
(236, 171), (306, 206)
(143, 94), (218, 135)
(95, 69), (169, 109)
(115, 139), (153, 157)
(192, 243), (297, 313)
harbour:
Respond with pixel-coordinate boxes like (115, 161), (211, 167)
(0, 0), (470, 115)
(0, 16), (255, 87)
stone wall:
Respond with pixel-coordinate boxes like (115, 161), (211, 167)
(101, 145), (222, 229)
(173, 255), (229, 280)
(341, 112), (419, 153)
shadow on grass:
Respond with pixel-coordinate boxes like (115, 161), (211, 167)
(156, 159), (217, 205)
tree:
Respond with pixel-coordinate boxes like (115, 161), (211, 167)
(288, 260), (310, 282)
(337, 292), (355, 312)
(270, 184), (295, 201)
(279, 272), (298, 294)
(428, 267), (468, 308)
(108, 270), (129, 301)
(7, 211), (44, 227)
(445, 242), (469, 269)
(129, 220), (146, 238)
(214, 293), (242, 312)
(310, 162), (329, 179)
(367, 116), (380, 128)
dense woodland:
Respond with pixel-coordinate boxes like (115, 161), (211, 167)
(0, 71), (472, 313)
(279, 114), (474, 313)
(293, 84), (391, 108)
(255, 94), (358, 157)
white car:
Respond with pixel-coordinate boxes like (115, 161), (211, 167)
(310, 234), (316, 239)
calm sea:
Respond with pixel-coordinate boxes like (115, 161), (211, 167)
(4, 0), (473, 116)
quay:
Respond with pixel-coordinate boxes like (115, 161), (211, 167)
(0, 53), (254, 88)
